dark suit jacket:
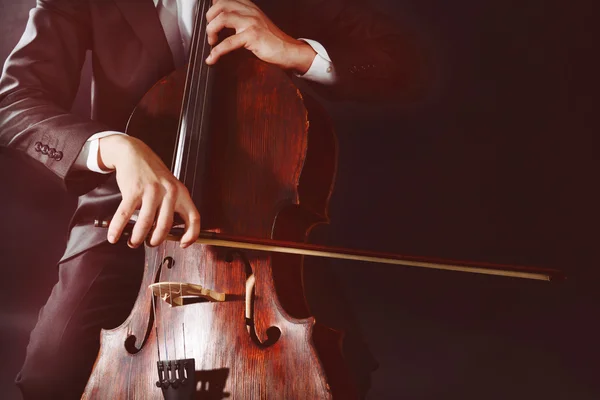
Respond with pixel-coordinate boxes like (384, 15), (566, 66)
(0, 0), (427, 261)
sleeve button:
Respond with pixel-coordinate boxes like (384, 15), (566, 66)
(48, 148), (56, 158)
(34, 142), (42, 152)
(41, 145), (49, 155)
(54, 151), (63, 161)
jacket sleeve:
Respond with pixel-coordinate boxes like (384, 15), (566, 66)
(0, 0), (109, 194)
(284, 0), (433, 103)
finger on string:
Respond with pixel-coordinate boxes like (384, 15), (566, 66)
(148, 192), (176, 247)
(206, 30), (249, 64)
(129, 191), (160, 248)
(108, 196), (140, 244)
(206, 10), (247, 45)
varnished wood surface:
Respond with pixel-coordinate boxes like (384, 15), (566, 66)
(83, 52), (356, 399)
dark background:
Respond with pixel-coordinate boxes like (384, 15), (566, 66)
(0, 0), (598, 399)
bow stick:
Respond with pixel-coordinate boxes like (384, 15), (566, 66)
(95, 219), (563, 282)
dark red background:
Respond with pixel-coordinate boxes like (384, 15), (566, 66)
(0, 0), (597, 399)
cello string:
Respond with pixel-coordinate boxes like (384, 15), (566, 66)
(151, 285), (161, 361)
(179, 280), (184, 360)
(183, 0), (208, 188)
(171, 0), (202, 181)
(150, 247), (162, 362)
(159, 243), (169, 361)
(172, 240), (184, 362)
(177, 0), (199, 184)
(180, 0), (204, 185)
(170, 269), (176, 362)
(177, 0), (208, 363)
(168, 240), (178, 363)
(190, 0), (212, 198)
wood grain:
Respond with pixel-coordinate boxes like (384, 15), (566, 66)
(83, 52), (357, 399)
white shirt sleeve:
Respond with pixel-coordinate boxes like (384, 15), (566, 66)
(73, 131), (128, 174)
(296, 39), (337, 85)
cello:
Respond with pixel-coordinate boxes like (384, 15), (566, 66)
(83, 1), (561, 398)
(83, 0), (358, 398)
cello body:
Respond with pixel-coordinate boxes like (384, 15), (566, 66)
(82, 50), (357, 399)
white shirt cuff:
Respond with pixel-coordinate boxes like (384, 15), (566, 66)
(73, 131), (127, 174)
(296, 38), (337, 85)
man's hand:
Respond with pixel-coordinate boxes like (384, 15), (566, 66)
(98, 135), (200, 249)
(205, 0), (317, 74)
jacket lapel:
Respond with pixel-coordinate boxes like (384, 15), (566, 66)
(113, 0), (175, 74)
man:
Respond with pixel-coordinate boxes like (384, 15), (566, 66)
(0, 0), (427, 398)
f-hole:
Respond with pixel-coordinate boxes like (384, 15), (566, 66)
(124, 255), (175, 354)
(225, 251), (281, 347)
